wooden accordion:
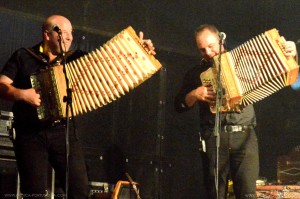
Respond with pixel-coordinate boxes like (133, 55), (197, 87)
(200, 28), (299, 113)
(30, 26), (162, 121)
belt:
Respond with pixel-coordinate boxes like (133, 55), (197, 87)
(40, 118), (71, 128)
(224, 125), (252, 133)
(50, 119), (66, 127)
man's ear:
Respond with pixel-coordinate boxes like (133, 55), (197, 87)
(43, 30), (50, 41)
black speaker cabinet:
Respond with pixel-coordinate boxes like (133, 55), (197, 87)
(0, 160), (19, 199)
(111, 181), (139, 199)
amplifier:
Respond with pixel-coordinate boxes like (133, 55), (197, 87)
(0, 111), (15, 161)
(89, 181), (114, 199)
(0, 110), (13, 137)
(90, 180), (140, 199)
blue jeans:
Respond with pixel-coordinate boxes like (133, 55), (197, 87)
(13, 124), (89, 199)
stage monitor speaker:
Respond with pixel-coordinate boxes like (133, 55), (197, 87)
(111, 181), (139, 199)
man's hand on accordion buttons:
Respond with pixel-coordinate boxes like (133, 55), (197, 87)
(195, 85), (216, 104)
(22, 88), (41, 107)
(283, 39), (297, 58)
(139, 31), (156, 55)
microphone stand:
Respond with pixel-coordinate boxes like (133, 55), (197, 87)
(125, 172), (141, 199)
(57, 32), (74, 199)
(213, 36), (225, 199)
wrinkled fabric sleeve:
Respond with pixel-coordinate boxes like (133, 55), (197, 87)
(0, 49), (23, 81)
(174, 66), (202, 113)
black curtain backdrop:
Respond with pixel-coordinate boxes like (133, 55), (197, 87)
(0, 1), (300, 198)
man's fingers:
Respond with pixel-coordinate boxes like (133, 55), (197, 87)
(139, 31), (144, 40)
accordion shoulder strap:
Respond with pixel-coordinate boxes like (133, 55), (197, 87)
(23, 47), (48, 64)
(23, 47), (77, 67)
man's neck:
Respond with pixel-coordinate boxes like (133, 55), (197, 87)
(47, 53), (58, 63)
(41, 43), (59, 63)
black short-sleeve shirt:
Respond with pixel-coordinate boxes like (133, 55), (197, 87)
(174, 58), (256, 134)
(1, 43), (85, 131)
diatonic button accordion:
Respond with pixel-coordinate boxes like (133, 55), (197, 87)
(30, 26), (162, 121)
(200, 28), (299, 113)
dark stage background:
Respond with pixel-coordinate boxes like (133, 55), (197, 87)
(0, 1), (300, 198)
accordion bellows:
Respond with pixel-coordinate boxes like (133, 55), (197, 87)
(200, 28), (299, 113)
(31, 26), (162, 121)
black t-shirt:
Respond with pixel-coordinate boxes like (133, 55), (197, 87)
(1, 42), (85, 131)
(174, 58), (256, 134)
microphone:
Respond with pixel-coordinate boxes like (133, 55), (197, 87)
(52, 24), (61, 34)
(296, 39), (300, 45)
(219, 32), (226, 40)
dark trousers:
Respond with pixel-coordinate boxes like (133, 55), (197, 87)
(13, 125), (89, 199)
(204, 127), (259, 199)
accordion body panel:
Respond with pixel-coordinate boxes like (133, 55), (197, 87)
(200, 28), (299, 112)
(30, 66), (67, 121)
(30, 26), (162, 121)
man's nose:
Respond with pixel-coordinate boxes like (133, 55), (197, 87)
(205, 48), (212, 56)
(64, 32), (73, 41)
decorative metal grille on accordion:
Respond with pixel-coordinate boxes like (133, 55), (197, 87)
(30, 26), (162, 121)
(200, 28), (299, 113)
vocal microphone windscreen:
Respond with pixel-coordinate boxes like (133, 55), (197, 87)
(52, 24), (61, 33)
(219, 32), (226, 40)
